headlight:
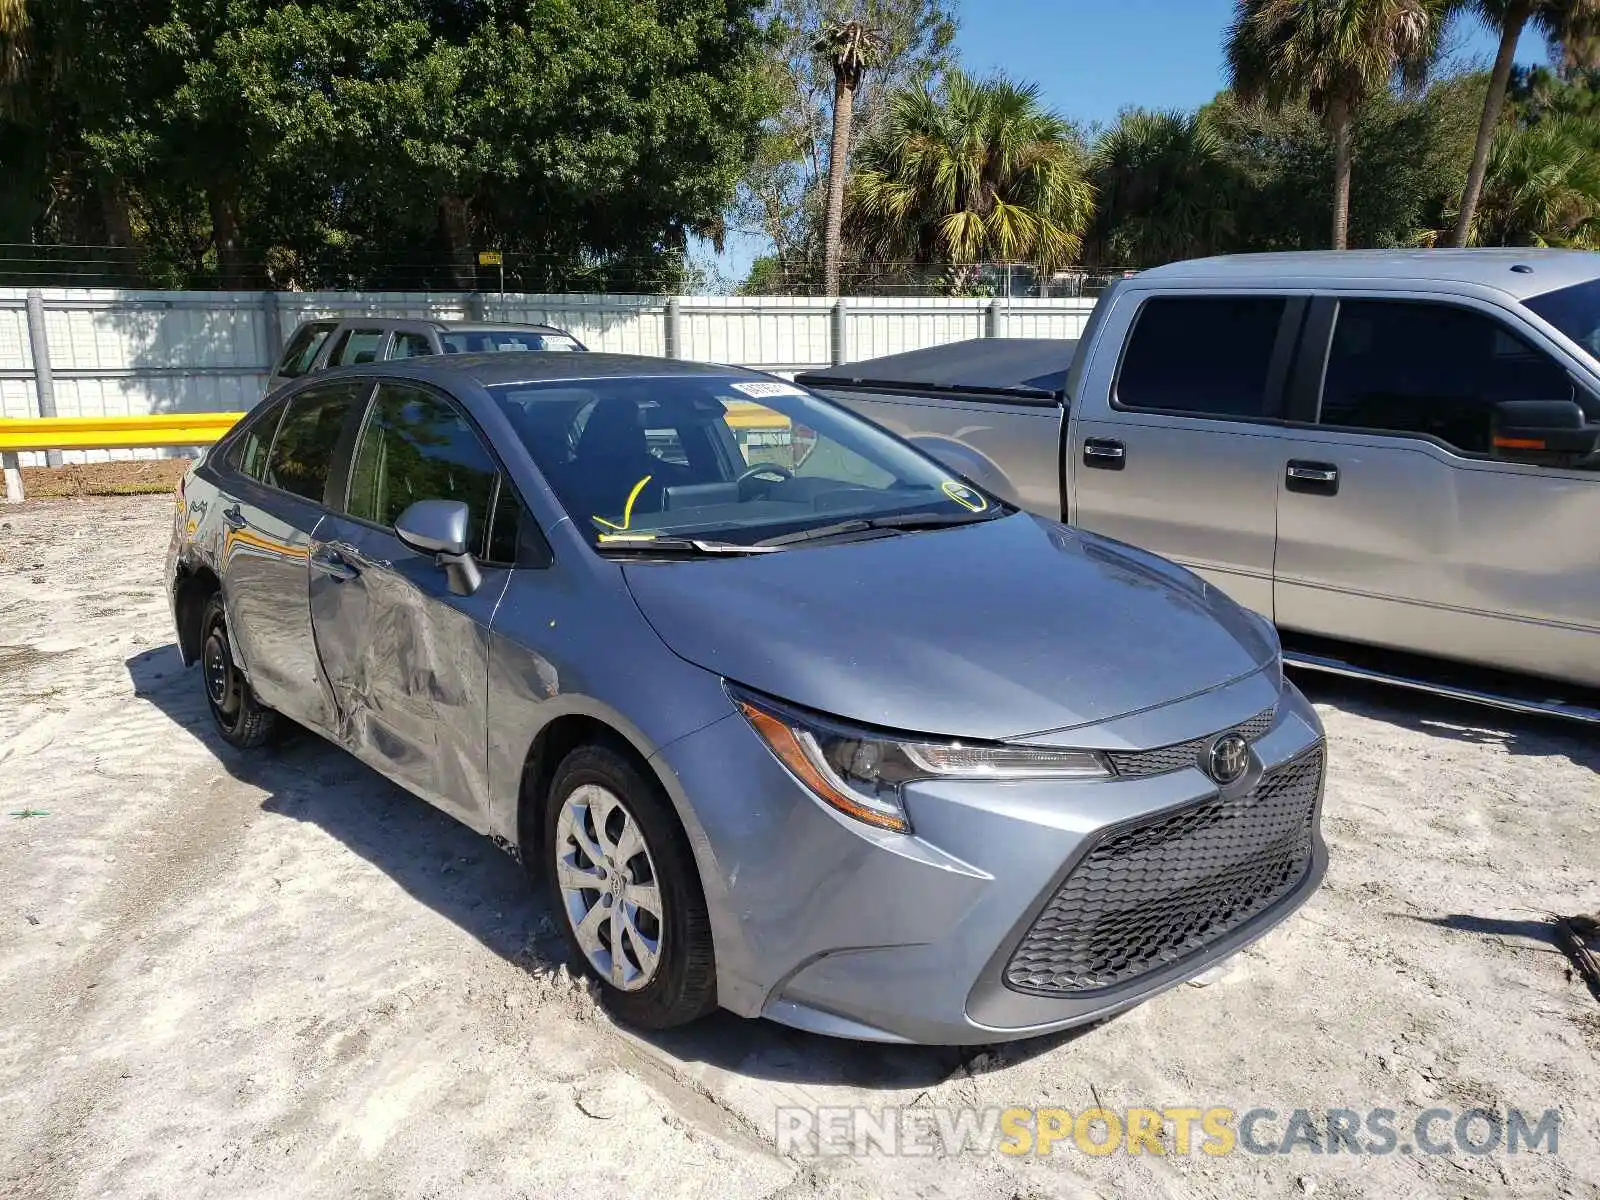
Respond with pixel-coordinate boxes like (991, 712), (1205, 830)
(730, 689), (1111, 834)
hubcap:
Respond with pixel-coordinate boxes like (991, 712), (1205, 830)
(553, 784), (664, 992)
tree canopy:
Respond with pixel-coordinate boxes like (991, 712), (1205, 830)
(0, 0), (772, 290)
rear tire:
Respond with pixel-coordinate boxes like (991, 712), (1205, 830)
(199, 593), (279, 750)
(542, 741), (716, 1029)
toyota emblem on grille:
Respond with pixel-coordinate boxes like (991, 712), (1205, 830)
(1206, 733), (1251, 785)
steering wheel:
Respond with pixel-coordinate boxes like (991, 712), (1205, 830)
(736, 461), (794, 499)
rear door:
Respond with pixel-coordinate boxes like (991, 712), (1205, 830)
(1069, 292), (1302, 617)
(1274, 294), (1600, 688)
(218, 377), (368, 728)
(309, 381), (519, 825)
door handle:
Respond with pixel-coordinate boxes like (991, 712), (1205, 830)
(1285, 460), (1340, 496)
(222, 504), (247, 529)
(309, 548), (359, 582)
(1083, 438), (1126, 470)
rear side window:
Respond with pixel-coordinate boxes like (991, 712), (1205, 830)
(275, 322), (336, 379)
(391, 332), (434, 359)
(1117, 296), (1286, 418)
(1319, 301), (1576, 455)
(231, 398), (288, 480)
(328, 328), (387, 367)
(440, 330), (582, 353)
(265, 381), (366, 502)
(346, 383), (500, 553)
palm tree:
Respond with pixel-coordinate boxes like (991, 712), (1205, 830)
(846, 74), (1095, 291)
(1227, 0), (1449, 249)
(1449, 0), (1600, 247)
(1466, 115), (1600, 246)
(1090, 108), (1239, 266)
(815, 20), (885, 296)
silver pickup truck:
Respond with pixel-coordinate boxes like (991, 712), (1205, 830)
(799, 249), (1600, 722)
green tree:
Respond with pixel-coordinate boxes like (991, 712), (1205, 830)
(846, 74), (1095, 292)
(1469, 115), (1600, 245)
(815, 20), (884, 295)
(1227, 0), (1450, 249)
(1448, 0), (1600, 247)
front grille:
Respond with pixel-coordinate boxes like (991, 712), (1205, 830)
(1107, 706), (1277, 779)
(1004, 746), (1324, 995)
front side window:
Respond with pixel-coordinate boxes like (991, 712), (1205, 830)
(1524, 277), (1600, 365)
(1318, 300), (1578, 455)
(489, 377), (1004, 550)
(275, 322), (336, 379)
(390, 332), (434, 360)
(265, 380), (366, 502)
(232, 398), (288, 481)
(1117, 296), (1286, 418)
(346, 383), (500, 555)
(440, 330), (582, 354)
(328, 328), (387, 367)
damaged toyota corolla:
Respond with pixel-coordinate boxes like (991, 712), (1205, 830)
(166, 352), (1327, 1045)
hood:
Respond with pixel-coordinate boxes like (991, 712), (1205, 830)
(622, 514), (1277, 742)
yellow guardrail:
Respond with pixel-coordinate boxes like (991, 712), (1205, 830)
(0, 412), (244, 454)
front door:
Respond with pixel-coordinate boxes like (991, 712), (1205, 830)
(220, 378), (367, 727)
(1069, 293), (1299, 617)
(309, 381), (517, 826)
(1273, 296), (1600, 689)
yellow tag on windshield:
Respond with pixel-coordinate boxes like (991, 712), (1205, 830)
(591, 475), (654, 533)
(941, 480), (989, 512)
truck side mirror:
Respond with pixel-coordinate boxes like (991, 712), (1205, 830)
(1491, 400), (1600, 467)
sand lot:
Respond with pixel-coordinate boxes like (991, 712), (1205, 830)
(0, 494), (1596, 1200)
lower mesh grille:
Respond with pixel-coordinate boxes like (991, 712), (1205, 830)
(1004, 746), (1324, 995)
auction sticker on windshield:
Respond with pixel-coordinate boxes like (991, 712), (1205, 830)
(730, 380), (808, 399)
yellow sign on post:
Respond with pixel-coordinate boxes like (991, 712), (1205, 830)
(477, 250), (503, 266)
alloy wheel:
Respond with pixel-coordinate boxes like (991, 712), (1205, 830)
(553, 783), (665, 991)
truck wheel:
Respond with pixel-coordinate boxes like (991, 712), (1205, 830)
(199, 593), (279, 749)
(543, 741), (716, 1029)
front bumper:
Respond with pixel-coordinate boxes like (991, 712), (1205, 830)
(654, 672), (1327, 1045)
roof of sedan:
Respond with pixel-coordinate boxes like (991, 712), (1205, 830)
(1137, 248), (1600, 299)
(388, 351), (762, 389)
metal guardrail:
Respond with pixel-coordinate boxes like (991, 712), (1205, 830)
(0, 413), (242, 503)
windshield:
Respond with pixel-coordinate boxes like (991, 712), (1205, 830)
(488, 376), (1004, 549)
(441, 330), (583, 354)
(1524, 278), (1600, 363)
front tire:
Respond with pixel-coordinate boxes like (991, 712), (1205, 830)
(199, 593), (279, 750)
(543, 742), (716, 1029)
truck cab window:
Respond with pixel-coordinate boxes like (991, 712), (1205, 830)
(1116, 296), (1285, 418)
(1318, 300), (1575, 456)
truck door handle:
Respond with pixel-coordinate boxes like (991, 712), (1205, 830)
(310, 548), (359, 582)
(1083, 438), (1126, 470)
(222, 505), (247, 529)
(1286, 460), (1340, 496)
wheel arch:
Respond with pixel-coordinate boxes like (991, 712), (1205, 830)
(173, 562), (221, 666)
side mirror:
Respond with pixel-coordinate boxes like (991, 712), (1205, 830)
(1491, 400), (1600, 467)
(394, 499), (481, 596)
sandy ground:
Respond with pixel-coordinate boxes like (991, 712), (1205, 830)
(0, 494), (1596, 1200)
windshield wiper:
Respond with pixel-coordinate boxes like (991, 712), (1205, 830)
(755, 507), (1007, 547)
(595, 535), (784, 556)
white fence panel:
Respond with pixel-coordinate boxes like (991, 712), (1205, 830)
(0, 286), (1095, 465)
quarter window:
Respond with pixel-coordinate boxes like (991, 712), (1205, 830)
(1318, 301), (1575, 455)
(1118, 296), (1286, 418)
(265, 381), (366, 502)
(346, 384), (500, 555)
(328, 328), (387, 367)
(275, 322), (336, 379)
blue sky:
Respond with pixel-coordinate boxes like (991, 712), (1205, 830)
(703, 0), (1553, 284)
